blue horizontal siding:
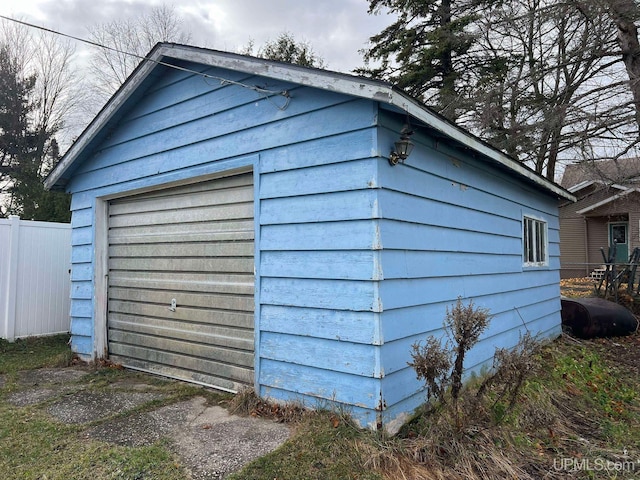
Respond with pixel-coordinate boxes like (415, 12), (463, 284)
(71, 208), (92, 228)
(380, 250), (523, 278)
(71, 282), (92, 300)
(260, 277), (380, 312)
(380, 298), (560, 376)
(68, 97), (373, 194)
(260, 385), (380, 429)
(376, 111), (562, 420)
(378, 124), (559, 217)
(70, 264), (92, 282)
(260, 332), (381, 377)
(378, 220), (516, 253)
(378, 276), (559, 311)
(259, 359), (381, 409)
(70, 333), (92, 356)
(260, 190), (379, 225)
(99, 77), (273, 148)
(261, 250), (380, 280)
(71, 245), (92, 263)
(260, 128), (377, 173)
(70, 299), (92, 318)
(260, 220), (381, 251)
(260, 158), (377, 199)
(379, 189), (520, 237)
(260, 305), (380, 344)
(71, 226), (93, 246)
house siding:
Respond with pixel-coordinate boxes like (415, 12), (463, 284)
(559, 185), (640, 277)
(375, 113), (562, 429)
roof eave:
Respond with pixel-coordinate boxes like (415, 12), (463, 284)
(576, 187), (640, 214)
(45, 43), (575, 202)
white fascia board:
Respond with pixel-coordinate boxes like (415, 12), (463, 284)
(568, 180), (626, 193)
(576, 187), (640, 215)
(568, 180), (597, 193)
(164, 44), (396, 102)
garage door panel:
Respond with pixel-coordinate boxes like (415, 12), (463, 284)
(109, 202), (254, 229)
(108, 257), (254, 274)
(109, 271), (254, 295)
(109, 313), (254, 350)
(109, 241), (254, 258)
(109, 300), (254, 328)
(108, 330), (254, 367)
(109, 355), (251, 392)
(109, 287), (254, 312)
(107, 172), (255, 391)
(115, 174), (253, 203)
(108, 220), (255, 243)
(109, 184), (253, 216)
(108, 344), (254, 384)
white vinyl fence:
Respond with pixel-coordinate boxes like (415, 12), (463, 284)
(1, 216), (71, 341)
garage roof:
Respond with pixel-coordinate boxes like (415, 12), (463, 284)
(45, 43), (574, 201)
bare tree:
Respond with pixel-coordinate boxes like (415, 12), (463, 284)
(87, 3), (192, 104)
(469, 0), (634, 180)
(594, 0), (640, 138)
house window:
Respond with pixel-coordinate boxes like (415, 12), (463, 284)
(523, 216), (547, 266)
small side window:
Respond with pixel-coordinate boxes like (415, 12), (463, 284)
(523, 216), (547, 266)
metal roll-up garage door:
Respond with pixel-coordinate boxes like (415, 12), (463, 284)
(107, 172), (254, 392)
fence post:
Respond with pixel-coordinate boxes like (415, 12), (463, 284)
(3, 215), (20, 342)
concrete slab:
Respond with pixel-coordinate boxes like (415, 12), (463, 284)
(2, 367), (291, 479)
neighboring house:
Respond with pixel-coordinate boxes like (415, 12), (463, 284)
(45, 43), (574, 432)
(559, 158), (640, 279)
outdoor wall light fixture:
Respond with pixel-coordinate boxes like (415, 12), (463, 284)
(389, 126), (415, 165)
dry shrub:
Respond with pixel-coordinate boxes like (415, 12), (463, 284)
(380, 297), (546, 479)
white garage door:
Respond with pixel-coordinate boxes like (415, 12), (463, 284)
(107, 172), (254, 392)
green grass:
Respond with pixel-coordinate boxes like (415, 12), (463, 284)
(228, 412), (383, 480)
(0, 334), (74, 374)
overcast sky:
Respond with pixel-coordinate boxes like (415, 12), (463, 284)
(0, 0), (393, 73)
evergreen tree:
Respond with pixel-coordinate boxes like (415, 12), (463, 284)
(358, 0), (483, 121)
(0, 44), (70, 222)
(242, 32), (326, 68)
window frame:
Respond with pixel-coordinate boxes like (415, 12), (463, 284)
(523, 215), (548, 267)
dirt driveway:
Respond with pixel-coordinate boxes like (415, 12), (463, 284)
(3, 366), (290, 479)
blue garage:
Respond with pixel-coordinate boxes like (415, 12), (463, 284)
(46, 43), (574, 431)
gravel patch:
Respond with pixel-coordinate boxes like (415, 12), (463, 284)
(47, 391), (165, 424)
(16, 367), (90, 386)
(7, 388), (61, 407)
